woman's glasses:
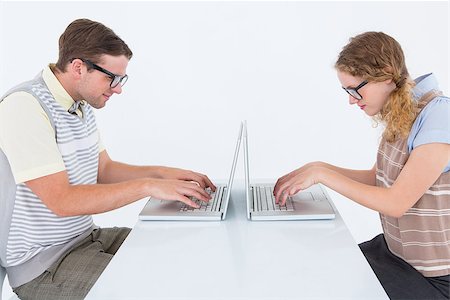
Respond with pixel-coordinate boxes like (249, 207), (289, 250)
(342, 80), (368, 100)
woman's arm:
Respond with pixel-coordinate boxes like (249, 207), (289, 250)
(275, 143), (449, 218)
(316, 161), (376, 186)
(274, 161), (375, 197)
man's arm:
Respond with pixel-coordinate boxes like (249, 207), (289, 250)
(25, 170), (212, 217)
(97, 150), (216, 190)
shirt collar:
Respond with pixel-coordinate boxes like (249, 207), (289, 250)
(42, 64), (84, 116)
(412, 73), (440, 101)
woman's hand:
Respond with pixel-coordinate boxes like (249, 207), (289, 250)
(273, 162), (326, 205)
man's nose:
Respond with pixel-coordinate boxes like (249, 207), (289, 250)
(111, 84), (122, 95)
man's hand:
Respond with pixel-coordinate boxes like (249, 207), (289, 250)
(146, 178), (213, 208)
(155, 166), (217, 192)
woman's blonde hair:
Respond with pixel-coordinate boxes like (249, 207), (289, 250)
(335, 32), (416, 143)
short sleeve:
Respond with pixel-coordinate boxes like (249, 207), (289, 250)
(98, 130), (106, 153)
(408, 97), (450, 150)
(407, 96), (450, 172)
(0, 92), (66, 184)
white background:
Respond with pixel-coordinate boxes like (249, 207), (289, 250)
(0, 0), (448, 283)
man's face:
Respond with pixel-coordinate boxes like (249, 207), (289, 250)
(77, 54), (129, 109)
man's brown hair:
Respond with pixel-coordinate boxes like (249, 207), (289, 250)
(55, 18), (133, 72)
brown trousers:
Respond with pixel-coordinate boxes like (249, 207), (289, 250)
(13, 227), (131, 300)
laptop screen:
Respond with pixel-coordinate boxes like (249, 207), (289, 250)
(221, 122), (243, 219)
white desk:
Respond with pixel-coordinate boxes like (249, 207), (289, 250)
(86, 186), (388, 300)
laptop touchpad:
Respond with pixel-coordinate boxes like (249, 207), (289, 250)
(292, 192), (314, 202)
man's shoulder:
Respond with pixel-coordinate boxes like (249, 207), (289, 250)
(0, 91), (45, 115)
(0, 91), (51, 133)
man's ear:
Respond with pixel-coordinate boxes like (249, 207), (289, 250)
(69, 58), (84, 79)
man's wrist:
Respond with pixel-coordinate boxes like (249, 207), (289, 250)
(147, 166), (165, 179)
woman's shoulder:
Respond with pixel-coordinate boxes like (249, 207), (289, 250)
(417, 94), (449, 122)
(408, 94), (449, 152)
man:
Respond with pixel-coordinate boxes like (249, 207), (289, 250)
(0, 18), (215, 300)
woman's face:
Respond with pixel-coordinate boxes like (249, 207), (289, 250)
(337, 71), (396, 116)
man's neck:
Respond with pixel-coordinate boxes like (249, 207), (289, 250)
(51, 65), (81, 101)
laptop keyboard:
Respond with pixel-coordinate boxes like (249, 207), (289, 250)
(179, 186), (225, 212)
(253, 186), (294, 212)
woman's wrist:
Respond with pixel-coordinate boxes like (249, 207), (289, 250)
(307, 161), (328, 170)
(314, 165), (331, 185)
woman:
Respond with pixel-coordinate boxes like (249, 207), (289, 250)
(274, 32), (449, 299)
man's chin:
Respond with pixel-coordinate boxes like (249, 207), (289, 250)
(89, 100), (107, 109)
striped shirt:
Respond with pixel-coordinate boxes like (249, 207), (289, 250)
(0, 66), (100, 287)
(377, 89), (450, 277)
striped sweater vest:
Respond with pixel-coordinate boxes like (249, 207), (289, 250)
(377, 90), (450, 277)
(0, 72), (97, 267)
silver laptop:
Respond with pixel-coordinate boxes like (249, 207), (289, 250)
(243, 122), (335, 221)
(139, 123), (243, 221)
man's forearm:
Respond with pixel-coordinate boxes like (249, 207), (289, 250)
(43, 178), (151, 217)
(98, 159), (164, 183)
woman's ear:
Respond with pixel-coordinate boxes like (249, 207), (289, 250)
(384, 77), (398, 93)
(382, 67), (396, 85)
(384, 78), (394, 84)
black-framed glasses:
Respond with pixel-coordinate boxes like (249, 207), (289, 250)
(342, 80), (368, 100)
(74, 58), (128, 88)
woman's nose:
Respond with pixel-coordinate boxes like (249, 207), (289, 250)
(348, 95), (359, 105)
